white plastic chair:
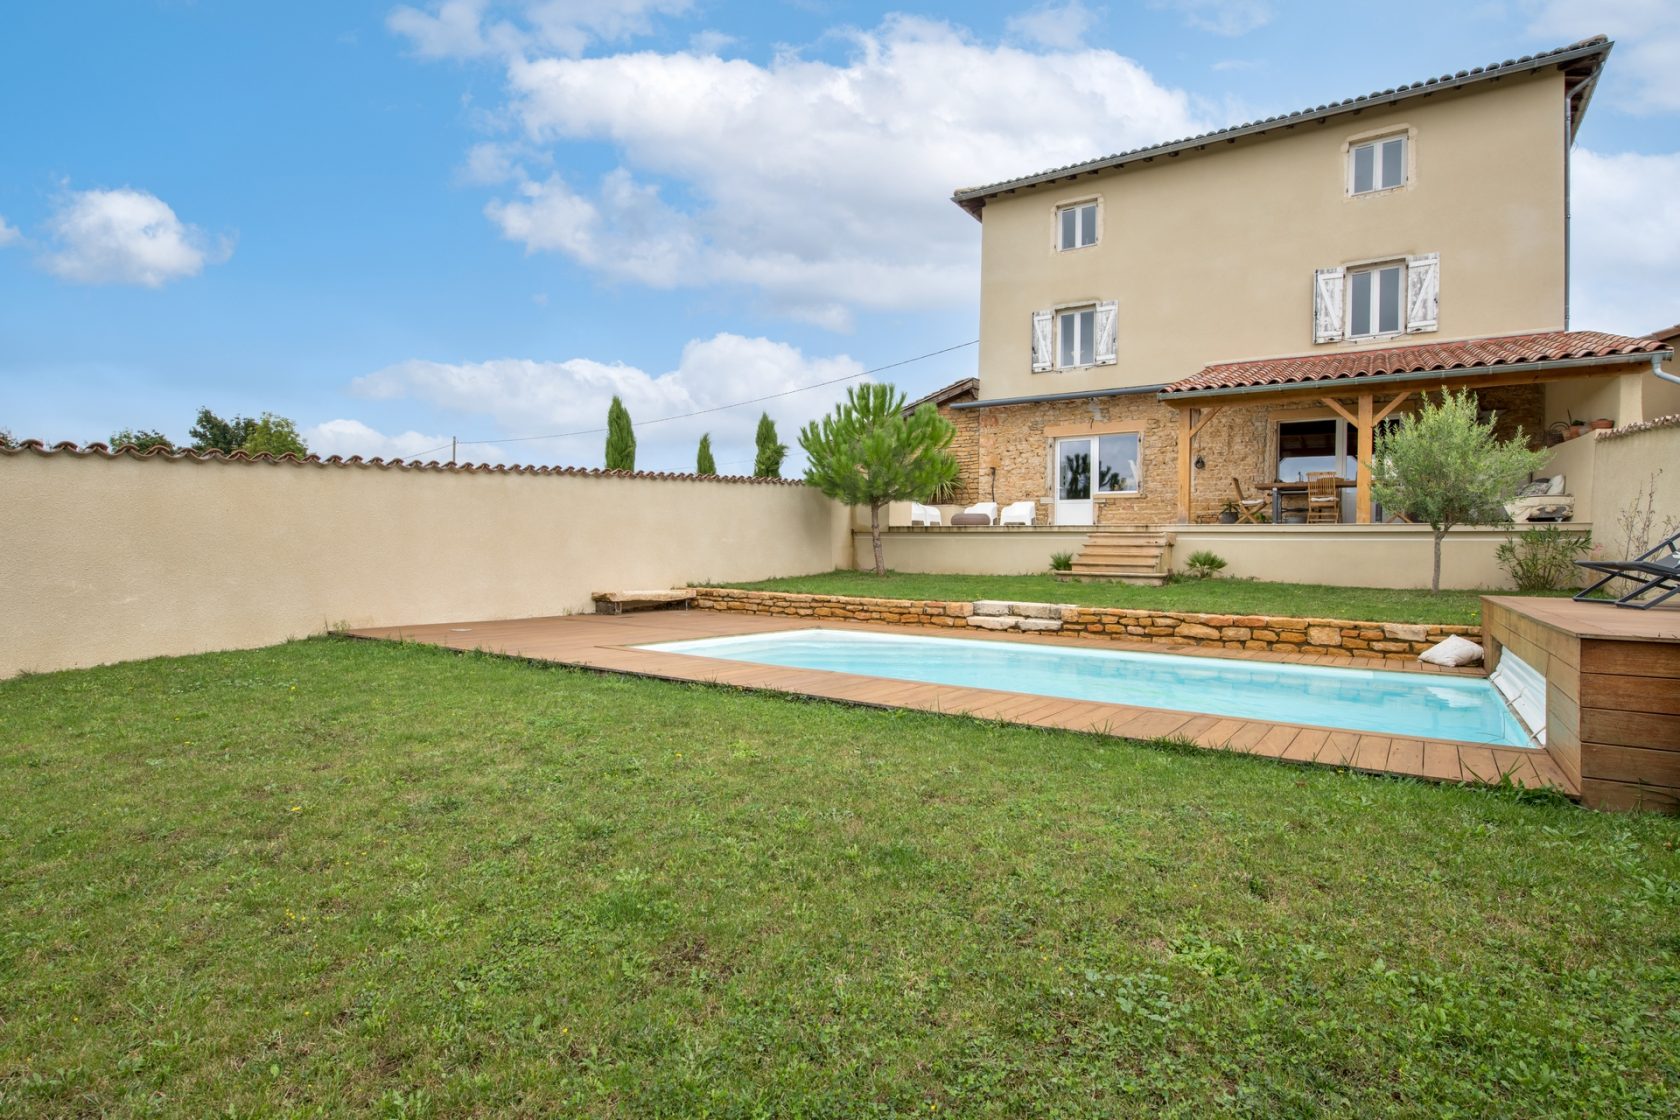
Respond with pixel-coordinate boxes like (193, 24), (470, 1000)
(962, 502), (999, 524)
(999, 501), (1036, 526)
(909, 502), (942, 526)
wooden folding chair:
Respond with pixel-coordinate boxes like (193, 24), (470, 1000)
(1229, 478), (1267, 524)
(1305, 471), (1341, 523)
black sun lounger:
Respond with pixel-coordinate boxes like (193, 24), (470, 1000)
(1574, 531), (1680, 610)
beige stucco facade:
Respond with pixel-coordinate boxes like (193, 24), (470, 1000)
(972, 70), (1569, 402)
(1, 452), (850, 678)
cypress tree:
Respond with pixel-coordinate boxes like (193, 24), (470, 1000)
(753, 412), (787, 478)
(605, 396), (636, 471)
(696, 433), (717, 476)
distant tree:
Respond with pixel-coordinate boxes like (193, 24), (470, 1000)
(605, 396), (636, 471)
(753, 412), (787, 479)
(110, 428), (175, 452)
(239, 413), (308, 457)
(696, 433), (717, 476)
(800, 383), (957, 576)
(189, 407), (254, 453)
(1370, 388), (1547, 593)
(0, 428), (13, 449)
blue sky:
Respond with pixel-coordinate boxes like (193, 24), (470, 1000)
(3, 1), (1676, 472)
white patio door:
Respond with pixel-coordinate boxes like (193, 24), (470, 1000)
(1054, 438), (1096, 526)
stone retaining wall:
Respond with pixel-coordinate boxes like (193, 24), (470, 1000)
(693, 587), (1481, 662)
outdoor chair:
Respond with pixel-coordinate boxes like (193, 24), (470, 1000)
(999, 501), (1036, 526)
(909, 502), (942, 526)
(1574, 530), (1680, 610)
(1228, 478), (1266, 524)
(1305, 471), (1341, 523)
(961, 501), (999, 525)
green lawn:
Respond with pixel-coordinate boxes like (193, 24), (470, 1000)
(710, 571), (1554, 626)
(4, 639), (1677, 1117)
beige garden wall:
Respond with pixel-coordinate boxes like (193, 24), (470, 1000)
(1, 449), (850, 678)
(1170, 526), (1566, 590)
(863, 527), (1094, 575)
(1583, 422), (1680, 560)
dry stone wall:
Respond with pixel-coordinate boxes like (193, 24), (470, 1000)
(694, 587), (1479, 661)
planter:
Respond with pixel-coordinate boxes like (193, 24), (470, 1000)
(1218, 511), (1238, 524)
(1589, 418), (1614, 430)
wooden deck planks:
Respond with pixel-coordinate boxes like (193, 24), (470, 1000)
(341, 612), (1572, 797)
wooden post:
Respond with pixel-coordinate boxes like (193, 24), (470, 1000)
(1356, 393), (1374, 524)
(1176, 408), (1193, 524)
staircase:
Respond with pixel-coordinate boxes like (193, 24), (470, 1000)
(1064, 529), (1173, 585)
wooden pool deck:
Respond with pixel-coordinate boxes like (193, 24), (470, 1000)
(344, 611), (1576, 796)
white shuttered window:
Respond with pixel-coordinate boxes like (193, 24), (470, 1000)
(1031, 310), (1053, 372)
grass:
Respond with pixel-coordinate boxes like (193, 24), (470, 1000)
(709, 571), (1574, 626)
(3, 638), (1678, 1117)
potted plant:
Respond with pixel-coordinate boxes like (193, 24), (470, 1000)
(1589, 417), (1614, 431)
(1218, 500), (1240, 524)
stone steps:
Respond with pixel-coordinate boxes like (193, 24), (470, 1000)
(1064, 530), (1172, 585)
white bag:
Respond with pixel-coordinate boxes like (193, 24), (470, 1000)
(1418, 635), (1484, 667)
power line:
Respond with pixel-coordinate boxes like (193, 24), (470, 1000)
(409, 338), (977, 459)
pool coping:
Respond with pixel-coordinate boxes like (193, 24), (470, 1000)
(341, 611), (1576, 797)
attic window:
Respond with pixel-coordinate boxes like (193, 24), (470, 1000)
(1057, 202), (1098, 250)
(1350, 135), (1406, 195)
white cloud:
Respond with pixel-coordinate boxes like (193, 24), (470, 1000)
(472, 15), (1204, 327)
(350, 332), (864, 470)
(304, 419), (505, 463)
(0, 216), (19, 247)
(387, 0), (692, 60)
(42, 188), (230, 287)
(1150, 1), (1273, 36)
(1568, 148), (1680, 334)
(1007, 2), (1100, 50)
(1529, 0), (1680, 112)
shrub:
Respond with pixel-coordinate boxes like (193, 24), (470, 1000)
(1496, 526), (1591, 592)
(605, 396), (636, 471)
(696, 433), (716, 476)
(1184, 550), (1227, 580)
(1049, 551), (1074, 572)
(753, 413), (787, 479)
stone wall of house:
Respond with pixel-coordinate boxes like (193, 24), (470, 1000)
(694, 587), (1480, 661)
(940, 384), (1548, 526)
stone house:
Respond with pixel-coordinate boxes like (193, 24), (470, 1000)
(932, 35), (1679, 531)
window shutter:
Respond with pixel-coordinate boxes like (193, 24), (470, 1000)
(1093, 301), (1118, 365)
(1406, 253), (1439, 333)
(1031, 309), (1053, 372)
(1313, 267), (1345, 343)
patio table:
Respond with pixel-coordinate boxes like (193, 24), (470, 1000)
(1256, 478), (1355, 523)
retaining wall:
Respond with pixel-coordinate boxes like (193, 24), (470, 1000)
(694, 587), (1480, 661)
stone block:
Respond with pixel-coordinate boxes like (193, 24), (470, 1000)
(1221, 626), (1252, 641)
(1383, 623), (1429, 642)
(1176, 623), (1222, 641)
(1010, 601), (1063, 620)
(967, 616), (1020, 630)
(1016, 618), (1063, 632)
(1306, 625), (1344, 647)
(1370, 640), (1409, 653)
(972, 600), (1013, 616)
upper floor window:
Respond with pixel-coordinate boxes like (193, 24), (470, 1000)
(1349, 263), (1403, 338)
(1349, 135), (1406, 195)
(1057, 201), (1098, 250)
(1031, 301), (1118, 371)
(1313, 254), (1438, 343)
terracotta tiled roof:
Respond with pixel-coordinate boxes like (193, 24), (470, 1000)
(953, 36), (1611, 217)
(903, 377), (979, 415)
(1159, 331), (1670, 397)
(0, 439), (807, 485)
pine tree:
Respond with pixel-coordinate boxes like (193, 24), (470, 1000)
(799, 384), (957, 576)
(696, 433), (717, 476)
(753, 412), (787, 478)
(605, 396), (636, 471)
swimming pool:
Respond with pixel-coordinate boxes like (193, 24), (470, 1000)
(640, 628), (1535, 747)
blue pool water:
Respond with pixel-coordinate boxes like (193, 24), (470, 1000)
(641, 628), (1535, 747)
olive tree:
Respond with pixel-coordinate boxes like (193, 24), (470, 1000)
(799, 383), (957, 576)
(1369, 388), (1547, 593)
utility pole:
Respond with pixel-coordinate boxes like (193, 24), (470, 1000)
(451, 437), (457, 465)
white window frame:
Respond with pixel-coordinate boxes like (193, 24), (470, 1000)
(1094, 431), (1141, 495)
(1055, 200), (1099, 251)
(1056, 304), (1097, 369)
(1348, 134), (1407, 196)
(1346, 262), (1405, 339)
